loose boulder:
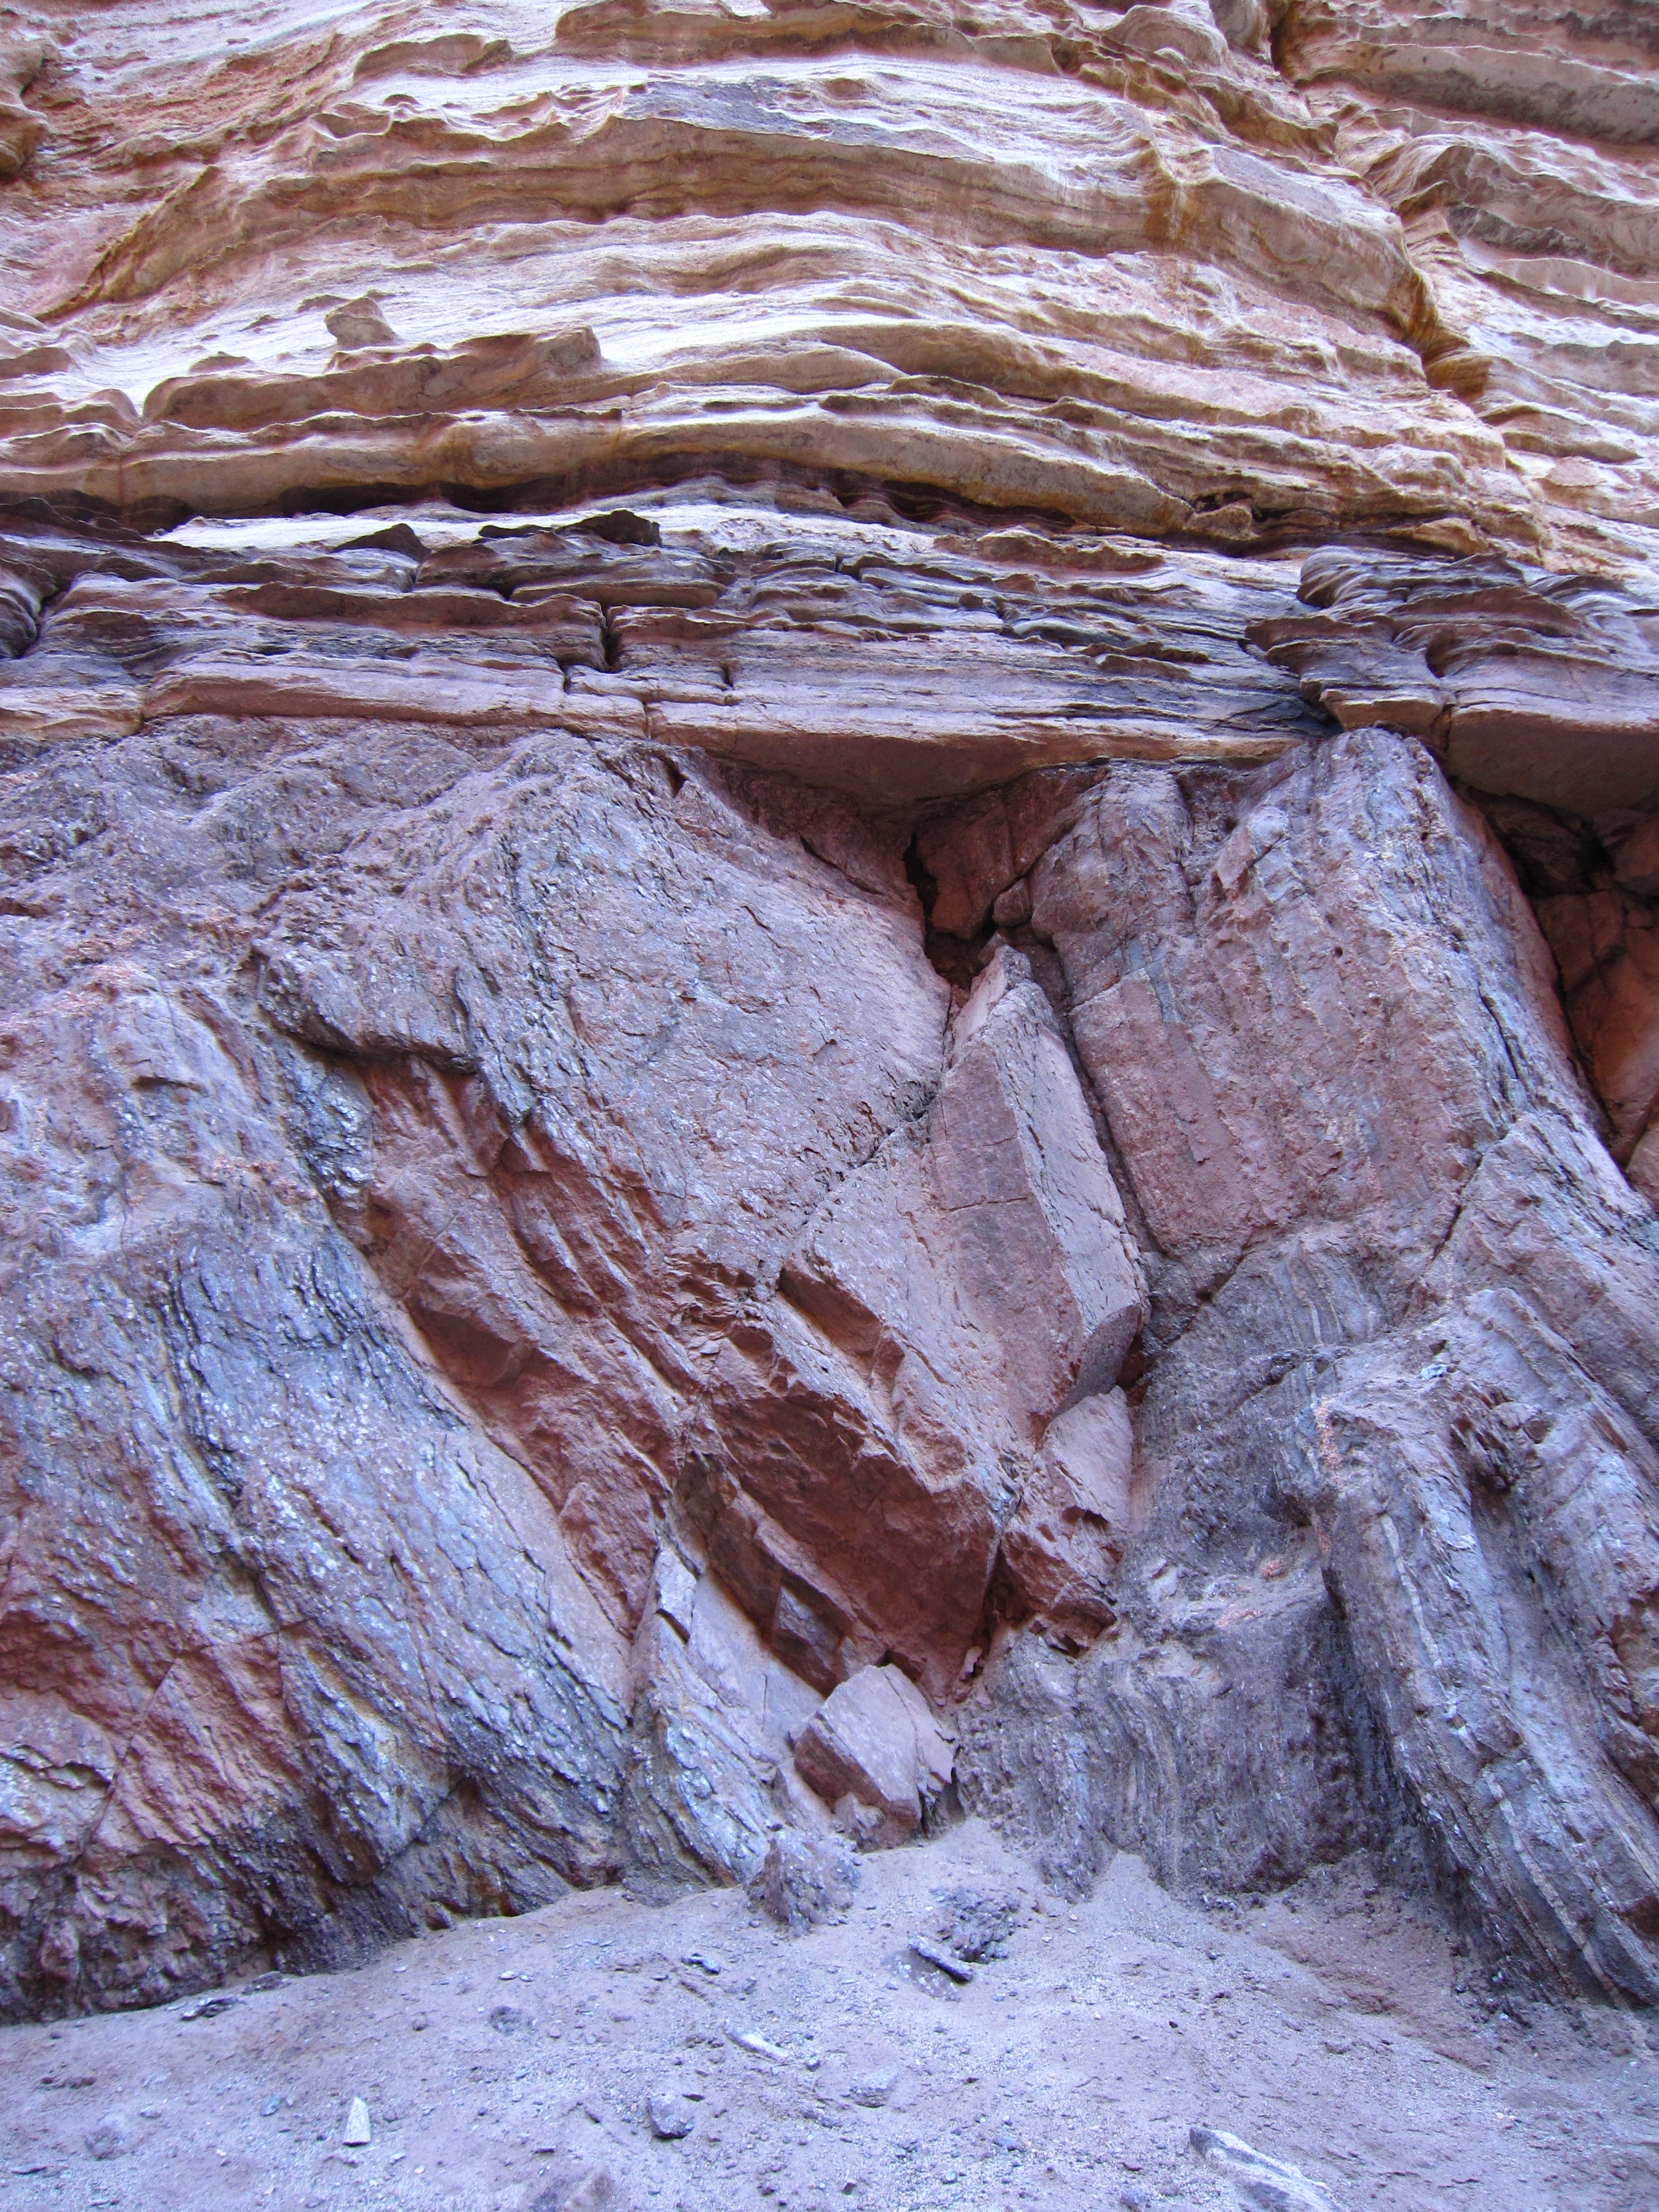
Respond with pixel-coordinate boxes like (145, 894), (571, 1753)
(792, 1667), (954, 1846)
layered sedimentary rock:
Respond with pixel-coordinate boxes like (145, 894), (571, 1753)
(2, 0), (1658, 2022)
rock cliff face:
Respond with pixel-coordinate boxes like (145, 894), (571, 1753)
(2, 0), (1657, 2021)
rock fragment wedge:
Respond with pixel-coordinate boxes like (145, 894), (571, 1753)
(1191, 2124), (1345, 2212)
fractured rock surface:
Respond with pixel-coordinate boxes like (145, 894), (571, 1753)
(955, 731), (1659, 2004)
(792, 1662), (954, 1846)
(1, 0), (1657, 2031)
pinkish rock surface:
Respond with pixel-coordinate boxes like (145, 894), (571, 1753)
(0, 0), (1657, 2073)
(792, 1664), (954, 1846)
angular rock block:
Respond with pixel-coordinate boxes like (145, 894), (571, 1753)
(700, 942), (1146, 1695)
(792, 1666), (954, 1848)
(1000, 1389), (1136, 1642)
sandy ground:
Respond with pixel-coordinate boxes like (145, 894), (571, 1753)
(4, 1823), (1657, 2212)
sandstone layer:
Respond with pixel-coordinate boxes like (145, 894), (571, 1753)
(2, 0), (1658, 2026)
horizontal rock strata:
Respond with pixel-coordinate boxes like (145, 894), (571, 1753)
(1, 0), (1657, 2023)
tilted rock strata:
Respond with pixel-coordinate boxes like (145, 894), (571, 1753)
(954, 729), (1659, 2004)
(0, 0), (1657, 2021)
(0, 607), (1152, 2008)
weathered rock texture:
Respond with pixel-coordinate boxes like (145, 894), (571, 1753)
(1, 0), (1657, 2021)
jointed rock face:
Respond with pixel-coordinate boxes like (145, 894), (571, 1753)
(1, 0), (1656, 2023)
